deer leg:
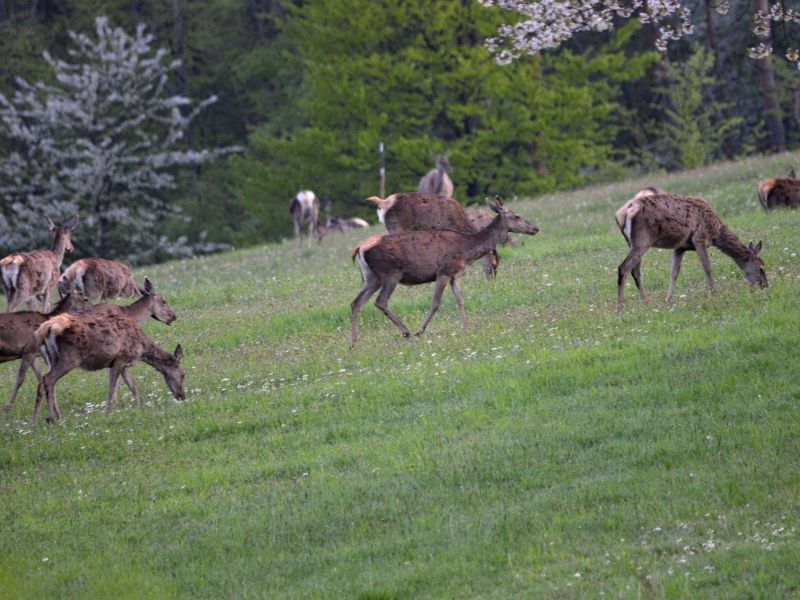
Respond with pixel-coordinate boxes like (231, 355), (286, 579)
(374, 275), (411, 338)
(104, 364), (124, 414)
(39, 288), (49, 312)
(695, 245), (715, 293)
(449, 277), (468, 332)
(631, 262), (648, 303)
(415, 275), (450, 336)
(35, 361), (73, 424)
(121, 368), (140, 407)
(481, 251), (498, 280)
(350, 275), (381, 348)
(666, 249), (686, 303)
(617, 248), (646, 314)
(293, 215), (301, 246)
(4, 352), (39, 415)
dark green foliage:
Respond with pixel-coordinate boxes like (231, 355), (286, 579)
(230, 4), (656, 244)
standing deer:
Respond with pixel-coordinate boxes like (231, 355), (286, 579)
(33, 310), (185, 423)
(1, 286), (91, 416)
(1, 215), (79, 312)
(366, 192), (538, 278)
(289, 190), (320, 245)
(4, 277), (176, 416)
(349, 197), (513, 347)
(59, 258), (139, 303)
(615, 191), (768, 313)
(757, 169), (800, 211)
(418, 152), (454, 198)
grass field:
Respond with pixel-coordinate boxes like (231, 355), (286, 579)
(1, 153), (799, 599)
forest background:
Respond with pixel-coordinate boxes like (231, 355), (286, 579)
(0, 0), (796, 262)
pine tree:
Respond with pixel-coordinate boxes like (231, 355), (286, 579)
(0, 16), (238, 263)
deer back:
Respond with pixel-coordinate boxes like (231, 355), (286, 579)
(758, 178), (800, 211)
(378, 192), (474, 234)
(61, 258), (139, 302)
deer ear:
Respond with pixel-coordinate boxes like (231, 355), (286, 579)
(143, 277), (154, 294)
(753, 240), (763, 255)
(46, 216), (55, 231)
(174, 344), (183, 360)
(64, 215), (79, 230)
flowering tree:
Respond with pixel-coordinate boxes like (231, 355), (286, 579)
(0, 16), (238, 263)
(478, 1), (798, 66)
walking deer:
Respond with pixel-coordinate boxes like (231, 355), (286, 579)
(757, 169), (800, 211)
(60, 258), (139, 303)
(33, 311), (185, 423)
(418, 152), (454, 198)
(4, 277), (175, 417)
(1, 215), (79, 312)
(289, 190), (320, 245)
(366, 192), (538, 278)
(615, 191), (768, 313)
(349, 197), (513, 347)
(1, 286), (91, 416)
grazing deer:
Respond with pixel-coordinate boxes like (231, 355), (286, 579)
(366, 192), (539, 278)
(32, 310), (185, 422)
(317, 216), (370, 241)
(0, 215), (79, 312)
(4, 277), (175, 416)
(349, 197), (513, 347)
(418, 152), (454, 198)
(289, 190), (320, 245)
(1, 286), (92, 416)
(757, 169), (800, 211)
(59, 258), (139, 303)
(615, 191), (768, 313)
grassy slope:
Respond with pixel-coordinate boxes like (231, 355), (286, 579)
(1, 154), (799, 599)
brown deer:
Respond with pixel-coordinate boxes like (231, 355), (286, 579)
(289, 190), (320, 245)
(615, 191), (768, 313)
(349, 197), (513, 347)
(1, 286), (92, 416)
(4, 276), (176, 416)
(59, 258), (139, 303)
(418, 152), (454, 198)
(317, 216), (369, 241)
(366, 192), (539, 278)
(757, 169), (800, 211)
(0, 215), (79, 312)
(32, 310), (185, 423)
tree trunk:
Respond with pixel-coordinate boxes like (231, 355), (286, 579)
(753, 0), (786, 152)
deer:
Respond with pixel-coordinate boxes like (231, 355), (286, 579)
(32, 310), (185, 423)
(418, 152), (454, 198)
(59, 258), (140, 303)
(615, 190), (768, 313)
(0, 215), (79, 312)
(349, 197), (514, 347)
(289, 190), (321, 245)
(3, 276), (176, 417)
(757, 168), (800, 211)
(365, 192), (539, 278)
(1, 285), (92, 416)
(317, 216), (370, 241)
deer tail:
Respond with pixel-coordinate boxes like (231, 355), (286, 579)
(757, 179), (775, 211)
(0, 255), (23, 291)
(34, 315), (74, 369)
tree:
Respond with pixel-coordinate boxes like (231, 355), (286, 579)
(0, 16), (238, 263)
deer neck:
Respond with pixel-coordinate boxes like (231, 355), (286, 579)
(141, 340), (174, 374)
(119, 295), (153, 325)
(712, 224), (751, 270)
(463, 214), (507, 262)
(50, 231), (69, 264)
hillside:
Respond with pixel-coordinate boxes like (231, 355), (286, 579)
(1, 153), (799, 598)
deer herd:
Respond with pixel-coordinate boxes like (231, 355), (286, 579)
(0, 158), (792, 424)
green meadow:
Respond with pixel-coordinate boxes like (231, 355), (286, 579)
(2, 154), (799, 598)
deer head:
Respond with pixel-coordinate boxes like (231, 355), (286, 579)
(138, 277), (177, 325)
(47, 215), (80, 253)
(162, 344), (186, 400)
(743, 241), (768, 288)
